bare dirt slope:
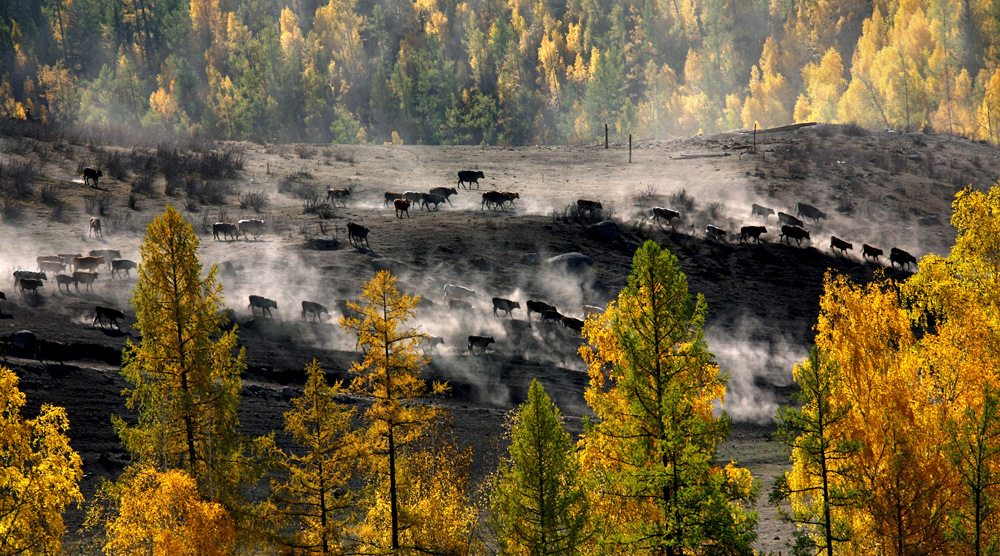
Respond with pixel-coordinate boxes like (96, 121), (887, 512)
(2, 123), (999, 554)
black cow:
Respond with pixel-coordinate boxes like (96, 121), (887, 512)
(561, 316), (584, 332)
(468, 335), (495, 354)
(706, 225), (727, 241)
(739, 226), (767, 244)
(780, 225), (811, 246)
(249, 295), (277, 318)
(751, 204), (775, 220)
(421, 193), (446, 211)
(94, 306), (125, 330)
(430, 187), (458, 205)
(111, 259), (138, 279)
(301, 300), (329, 321)
(778, 212), (804, 227)
(526, 300), (556, 321)
(327, 188), (351, 207)
(482, 191), (507, 211)
(458, 170), (485, 189)
(796, 202), (827, 223)
(831, 236), (853, 255)
(83, 167), (103, 187)
(577, 199), (603, 213)
(653, 207), (680, 228)
(384, 191), (404, 207)
(55, 274), (77, 293)
(890, 247), (917, 270)
(18, 278), (44, 297)
(541, 310), (565, 323)
(492, 297), (521, 318)
(214, 222), (238, 241)
(863, 244), (883, 263)
(347, 222), (371, 248)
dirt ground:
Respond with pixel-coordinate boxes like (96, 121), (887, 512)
(2, 123), (999, 554)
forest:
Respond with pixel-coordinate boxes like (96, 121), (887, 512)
(3, 0), (1000, 145)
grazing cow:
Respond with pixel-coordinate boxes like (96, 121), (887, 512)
(890, 247), (917, 270)
(213, 222), (238, 241)
(237, 219), (265, 240)
(430, 187), (458, 205)
(449, 298), (473, 310)
(444, 284), (477, 301)
(73, 271), (99, 292)
(739, 226), (767, 244)
(577, 199), (603, 213)
(55, 274), (77, 294)
(706, 225), (727, 241)
(89, 249), (122, 268)
(562, 316), (585, 332)
(83, 167), (103, 187)
(89, 217), (103, 238)
(458, 170), (485, 189)
(72, 256), (103, 272)
(780, 225), (811, 246)
(468, 335), (495, 354)
(582, 304), (604, 318)
(38, 261), (66, 274)
(384, 191), (404, 207)
(482, 191), (507, 211)
(421, 193), (446, 211)
(394, 199), (411, 218)
(796, 202), (827, 223)
(492, 297), (521, 318)
(541, 309), (564, 323)
(778, 212), (804, 227)
(526, 300), (556, 321)
(94, 306), (125, 331)
(327, 188), (351, 207)
(249, 295), (277, 318)
(751, 203), (775, 220)
(653, 207), (680, 228)
(301, 300), (329, 322)
(37, 255), (62, 269)
(863, 244), (883, 263)
(13, 270), (46, 287)
(18, 278), (44, 297)
(830, 236), (853, 256)
(111, 259), (138, 279)
(347, 222), (371, 248)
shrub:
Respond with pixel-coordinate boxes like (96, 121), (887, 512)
(843, 123), (867, 137)
(301, 193), (333, 218)
(131, 174), (156, 196)
(39, 183), (62, 207)
(239, 190), (270, 213)
(84, 194), (113, 216)
(668, 189), (695, 212)
(0, 160), (37, 198)
(1, 199), (21, 222)
(129, 191), (142, 211)
(295, 145), (317, 159)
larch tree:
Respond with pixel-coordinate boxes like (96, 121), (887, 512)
(0, 366), (83, 556)
(270, 359), (360, 555)
(340, 270), (449, 553)
(114, 206), (271, 515)
(491, 379), (589, 556)
(578, 240), (758, 556)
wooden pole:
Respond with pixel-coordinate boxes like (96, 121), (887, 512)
(605, 124), (608, 149)
(753, 122), (757, 153)
(629, 134), (632, 163)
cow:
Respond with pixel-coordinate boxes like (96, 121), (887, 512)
(249, 295), (277, 318)
(890, 247), (917, 270)
(492, 297), (521, 318)
(111, 259), (138, 279)
(430, 187), (458, 205)
(577, 199), (603, 213)
(327, 188), (351, 207)
(301, 300), (329, 322)
(482, 191), (507, 211)
(706, 225), (727, 241)
(526, 300), (556, 321)
(89, 217), (103, 238)
(421, 193), (446, 211)
(37, 255), (62, 269)
(55, 274), (77, 294)
(653, 207), (680, 228)
(796, 202), (827, 223)
(444, 284), (477, 301)
(468, 335), (495, 354)
(830, 236), (853, 256)
(778, 212), (804, 227)
(863, 244), (883, 263)
(394, 199), (411, 218)
(347, 222), (371, 248)
(13, 270), (46, 287)
(336, 299), (361, 320)
(458, 170), (485, 189)
(73, 271), (99, 292)
(582, 304), (604, 318)
(751, 204), (775, 220)
(739, 226), (767, 244)
(562, 316), (585, 332)
(384, 191), (404, 207)
(37, 339), (71, 363)
(505, 319), (533, 335)
(94, 306), (125, 331)
(449, 299), (473, 310)
(38, 261), (66, 274)
(83, 167), (103, 187)
(58, 253), (81, 265)
(89, 249), (122, 268)
(18, 278), (44, 297)
(499, 191), (520, 208)
(780, 225), (811, 246)
(237, 219), (265, 241)
(213, 222), (238, 241)
(403, 191), (423, 206)
(72, 256), (103, 272)
(541, 309), (564, 323)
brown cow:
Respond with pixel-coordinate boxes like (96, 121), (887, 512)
(394, 199), (411, 218)
(89, 217), (103, 238)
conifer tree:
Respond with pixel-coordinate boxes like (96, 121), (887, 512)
(491, 379), (588, 556)
(578, 240), (758, 555)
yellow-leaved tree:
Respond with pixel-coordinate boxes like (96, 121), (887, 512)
(578, 240), (758, 555)
(0, 366), (82, 556)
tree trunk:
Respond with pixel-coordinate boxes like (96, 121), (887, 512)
(389, 428), (399, 552)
